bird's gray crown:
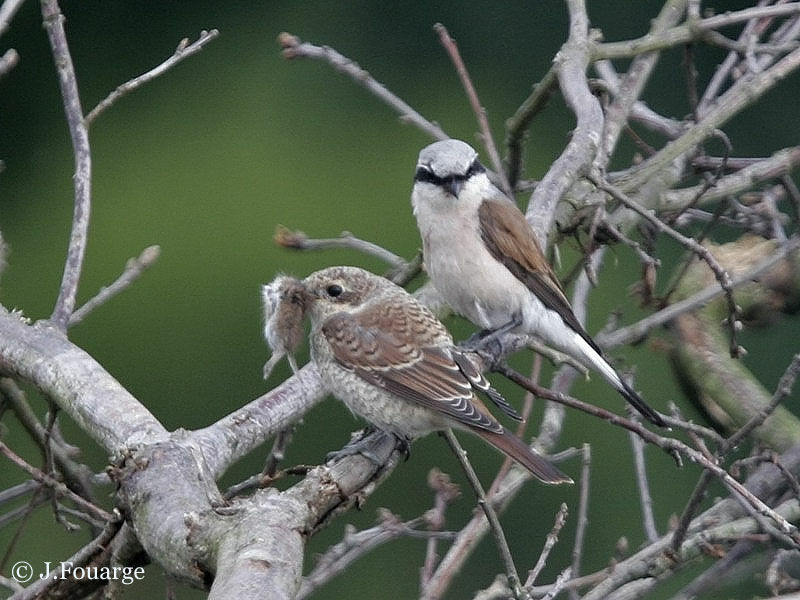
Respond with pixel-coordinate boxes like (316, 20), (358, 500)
(416, 139), (479, 178)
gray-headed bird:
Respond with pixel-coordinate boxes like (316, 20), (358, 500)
(411, 139), (664, 426)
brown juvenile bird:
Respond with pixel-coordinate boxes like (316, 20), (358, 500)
(303, 265), (571, 484)
(261, 274), (308, 379)
(411, 139), (665, 426)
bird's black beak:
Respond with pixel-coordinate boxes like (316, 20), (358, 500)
(445, 177), (463, 198)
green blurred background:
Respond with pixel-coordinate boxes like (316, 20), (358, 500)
(1, 1), (798, 598)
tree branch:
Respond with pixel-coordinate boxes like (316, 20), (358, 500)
(85, 30), (219, 127)
(278, 32), (448, 140)
(528, 0), (604, 246)
(41, 0), (92, 331)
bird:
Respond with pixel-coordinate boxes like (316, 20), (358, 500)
(261, 274), (308, 379)
(411, 139), (665, 427)
(302, 265), (571, 484)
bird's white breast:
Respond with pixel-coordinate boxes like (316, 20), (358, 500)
(412, 181), (529, 330)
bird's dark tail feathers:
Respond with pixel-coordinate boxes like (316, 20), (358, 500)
(618, 380), (666, 427)
(479, 427), (572, 484)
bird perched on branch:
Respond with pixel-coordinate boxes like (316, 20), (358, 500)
(411, 139), (665, 427)
(303, 265), (571, 484)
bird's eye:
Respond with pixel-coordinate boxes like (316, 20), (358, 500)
(326, 284), (343, 298)
(466, 160), (486, 177)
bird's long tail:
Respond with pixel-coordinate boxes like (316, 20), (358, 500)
(573, 335), (666, 427)
(616, 378), (666, 427)
(477, 427), (573, 484)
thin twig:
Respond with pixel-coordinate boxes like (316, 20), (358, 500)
(629, 411), (660, 543)
(496, 365), (799, 537)
(0, 442), (111, 523)
(274, 226), (407, 268)
(596, 219), (661, 268)
(0, 379), (96, 498)
(525, 503), (568, 588)
(724, 353), (800, 451)
(569, 445), (591, 600)
(672, 354), (800, 552)
(69, 245), (161, 327)
(595, 3), (800, 59)
(542, 567), (573, 600)
(262, 427), (295, 479)
(588, 172), (743, 357)
(596, 236), (800, 350)
(42, 0), (92, 331)
(85, 30), (219, 126)
(698, 0), (779, 115)
(278, 32), (447, 140)
(0, 48), (18, 78)
(421, 469), (461, 591)
(433, 23), (510, 195)
(10, 510), (124, 600)
(505, 68), (558, 190)
(441, 430), (524, 599)
(298, 513), (456, 599)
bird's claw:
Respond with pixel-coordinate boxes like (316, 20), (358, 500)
(326, 428), (408, 465)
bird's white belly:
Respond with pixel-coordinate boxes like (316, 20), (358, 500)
(423, 233), (525, 330)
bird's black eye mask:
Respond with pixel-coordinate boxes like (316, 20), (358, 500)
(413, 160), (485, 187)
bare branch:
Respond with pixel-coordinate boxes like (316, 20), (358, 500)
(505, 67), (558, 190)
(619, 46), (800, 194)
(597, 0), (687, 163)
(524, 503), (568, 588)
(725, 353), (800, 453)
(0, 442), (111, 523)
(433, 23), (510, 195)
(658, 147), (800, 212)
(596, 3), (800, 59)
(569, 444), (591, 598)
(588, 172), (744, 356)
(441, 430), (523, 599)
(0, 310), (167, 453)
(629, 413), (660, 543)
(69, 245), (161, 327)
(42, 0), (92, 331)
(528, 0), (604, 246)
(0, 0), (25, 38)
(0, 47), (17, 78)
(278, 32), (448, 140)
(298, 512), (456, 599)
(274, 226), (407, 268)
(496, 365), (799, 537)
(85, 30), (219, 127)
(596, 236), (800, 349)
(192, 364), (325, 478)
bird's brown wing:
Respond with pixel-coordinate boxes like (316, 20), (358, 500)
(478, 198), (602, 354)
(321, 307), (503, 434)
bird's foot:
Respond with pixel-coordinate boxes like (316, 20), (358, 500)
(459, 333), (506, 369)
(460, 315), (523, 363)
(326, 428), (408, 465)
